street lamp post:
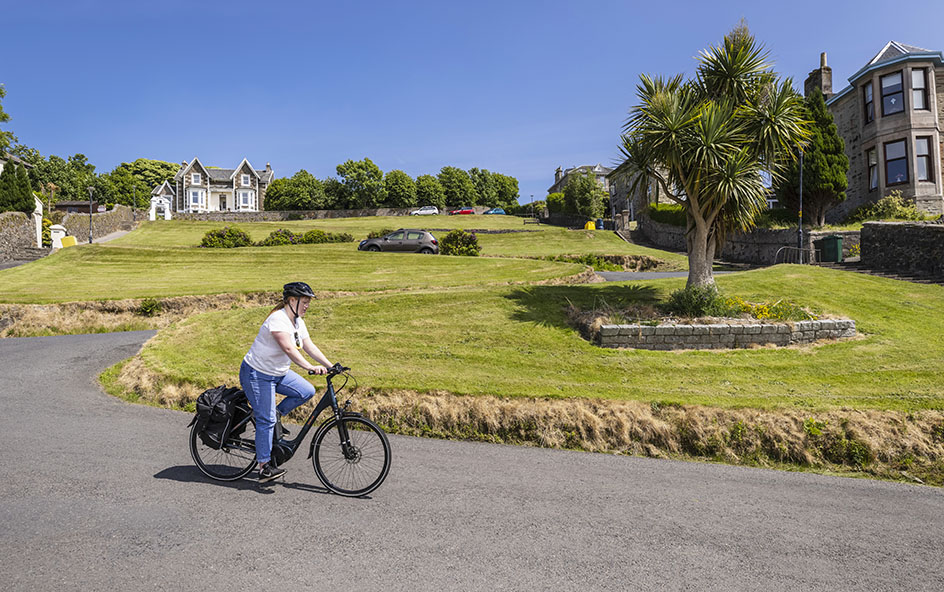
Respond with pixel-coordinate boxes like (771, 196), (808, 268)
(132, 186), (136, 222)
(88, 186), (94, 244)
(797, 148), (804, 261)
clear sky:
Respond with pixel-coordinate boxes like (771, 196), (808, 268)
(2, 0), (943, 203)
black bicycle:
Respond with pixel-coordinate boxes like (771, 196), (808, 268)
(189, 365), (391, 497)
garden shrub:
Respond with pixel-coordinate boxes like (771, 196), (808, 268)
(661, 287), (816, 321)
(846, 190), (925, 223)
(661, 285), (727, 317)
(256, 228), (300, 246)
(41, 217), (52, 247)
(440, 229), (480, 256)
(545, 254), (623, 271)
(137, 298), (163, 317)
(647, 203), (686, 226)
(367, 228), (396, 239)
(753, 207), (799, 228)
(301, 230), (353, 244)
(200, 226), (253, 248)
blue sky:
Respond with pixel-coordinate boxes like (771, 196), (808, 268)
(3, 0), (943, 203)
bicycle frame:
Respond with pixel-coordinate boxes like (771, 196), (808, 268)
(225, 371), (356, 465)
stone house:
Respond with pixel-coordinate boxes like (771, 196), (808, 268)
(805, 42), (944, 221)
(170, 157), (274, 213)
(548, 164), (613, 195)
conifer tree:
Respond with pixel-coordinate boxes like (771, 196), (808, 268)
(0, 161), (17, 212)
(775, 89), (849, 226)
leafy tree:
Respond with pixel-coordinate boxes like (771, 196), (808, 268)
(775, 89), (848, 226)
(616, 24), (808, 287)
(102, 158), (180, 207)
(322, 177), (352, 209)
(546, 192), (565, 213)
(468, 167), (498, 206)
(494, 173), (520, 210)
(415, 174), (446, 210)
(336, 157), (386, 208)
(384, 169), (417, 208)
(437, 166), (475, 207)
(563, 171), (605, 218)
(0, 84), (13, 155)
(265, 170), (326, 210)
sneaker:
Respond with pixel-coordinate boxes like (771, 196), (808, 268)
(258, 461), (286, 483)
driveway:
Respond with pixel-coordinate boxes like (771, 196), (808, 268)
(0, 332), (941, 591)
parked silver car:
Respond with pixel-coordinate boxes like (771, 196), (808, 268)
(410, 205), (440, 216)
(358, 229), (439, 254)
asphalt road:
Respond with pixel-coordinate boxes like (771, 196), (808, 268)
(0, 332), (941, 591)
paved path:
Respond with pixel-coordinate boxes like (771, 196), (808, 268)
(0, 332), (941, 591)
(597, 270), (735, 281)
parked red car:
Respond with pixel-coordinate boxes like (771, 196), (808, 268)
(448, 206), (474, 215)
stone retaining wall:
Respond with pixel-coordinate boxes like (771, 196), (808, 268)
(598, 319), (856, 350)
(861, 221), (944, 276)
(171, 206), (484, 222)
(62, 204), (135, 241)
(0, 212), (35, 261)
(636, 214), (860, 264)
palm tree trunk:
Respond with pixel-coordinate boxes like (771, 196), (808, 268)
(686, 217), (715, 288)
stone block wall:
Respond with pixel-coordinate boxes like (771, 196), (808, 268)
(61, 205), (135, 241)
(636, 214), (861, 264)
(861, 221), (944, 276)
(598, 319), (856, 350)
(172, 207), (447, 222)
(0, 212), (35, 261)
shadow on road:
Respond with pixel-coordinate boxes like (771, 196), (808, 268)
(154, 465), (338, 496)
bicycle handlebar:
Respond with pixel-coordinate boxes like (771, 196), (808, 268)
(309, 363), (349, 377)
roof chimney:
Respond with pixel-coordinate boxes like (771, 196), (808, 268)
(804, 51), (833, 98)
(265, 162), (272, 171)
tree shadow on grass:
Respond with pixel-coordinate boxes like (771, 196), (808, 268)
(504, 283), (662, 331)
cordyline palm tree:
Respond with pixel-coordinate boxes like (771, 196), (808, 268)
(616, 27), (809, 288)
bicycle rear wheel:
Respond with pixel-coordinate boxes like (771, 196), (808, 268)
(312, 416), (391, 497)
(190, 418), (257, 481)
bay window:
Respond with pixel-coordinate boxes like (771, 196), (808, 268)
(881, 72), (904, 116)
(916, 137), (932, 182)
(912, 69), (928, 110)
(884, 140), (908, 186)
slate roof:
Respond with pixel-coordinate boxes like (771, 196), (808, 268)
(827, 41), (944, 106)
(174, 157), (273, 183)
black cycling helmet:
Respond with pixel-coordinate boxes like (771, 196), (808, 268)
(283, 281), (314, 300)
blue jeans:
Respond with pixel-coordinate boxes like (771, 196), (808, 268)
(239, 361), (316, 464)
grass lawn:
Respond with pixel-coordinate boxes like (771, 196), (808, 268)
(140, 265), (944, 412)
(0, 217), (689, 303)
(0, 243), (582, 303)
(110, 218), (687, 264)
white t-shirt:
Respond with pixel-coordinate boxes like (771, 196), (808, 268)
(243, 309), (310, 376)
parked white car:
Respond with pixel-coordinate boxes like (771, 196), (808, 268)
(410, 205), (440, 216)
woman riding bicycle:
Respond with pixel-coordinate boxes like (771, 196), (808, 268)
(240, 281), (333, 483)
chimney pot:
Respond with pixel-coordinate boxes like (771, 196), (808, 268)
(820, 52), (828, 68)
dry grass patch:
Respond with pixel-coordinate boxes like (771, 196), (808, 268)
(105, 356), (944, 486)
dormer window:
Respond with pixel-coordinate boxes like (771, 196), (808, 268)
(880, 71), (904, 116)
(191, 173), (201, 184)
(241, 174), (251, 186)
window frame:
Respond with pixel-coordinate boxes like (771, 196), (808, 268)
(915, 136), (933, 182)
(883, 139), (909, 186)
(863, 82), (874, 124)
(866, 147), (879, 191)
(880, 71), (905, 116)
(912, 68), (929, 111)
(241, 174), (251, 186)
(191, 172), (201, 184)
(239, 190), (251, 207)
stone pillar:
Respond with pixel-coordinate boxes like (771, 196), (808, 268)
(32, 196), (43, 247)
(49, 224), (66, 249)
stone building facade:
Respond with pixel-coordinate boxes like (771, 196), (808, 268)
(547, 164), (613, 195)
(170, 157), (273, 213)
(806, 42), (944, 221)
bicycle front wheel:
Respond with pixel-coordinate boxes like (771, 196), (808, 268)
(190, 420), (257, 481)
(312, 416), (391, 497)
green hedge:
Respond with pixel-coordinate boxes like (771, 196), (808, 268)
(646, 203), (686, 226)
